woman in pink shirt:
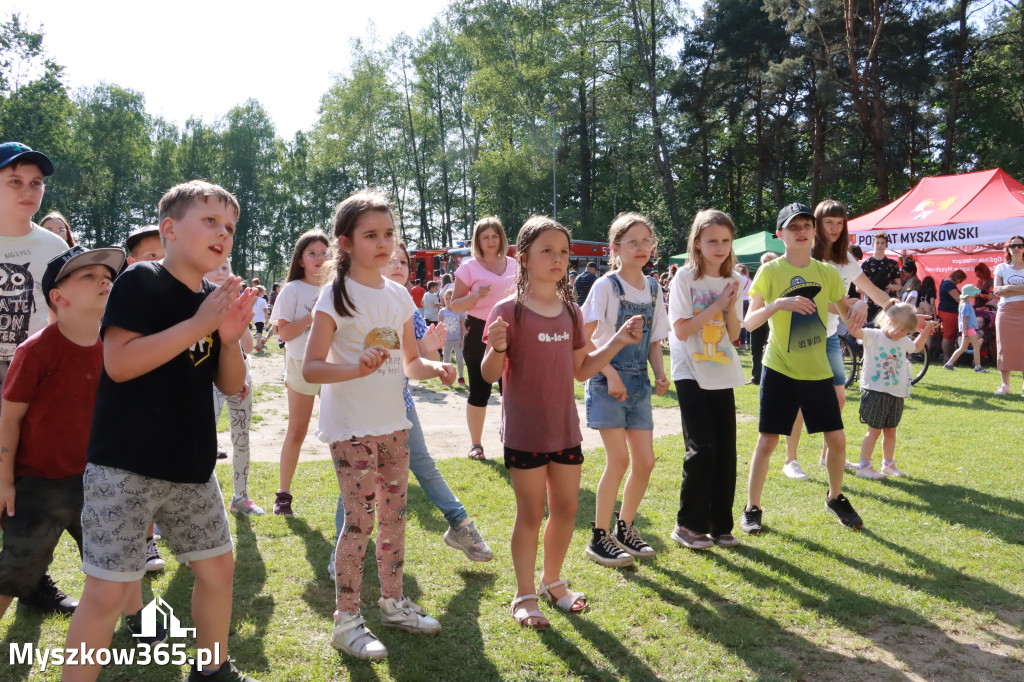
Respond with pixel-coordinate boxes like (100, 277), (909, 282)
(450, 217), (517, 460)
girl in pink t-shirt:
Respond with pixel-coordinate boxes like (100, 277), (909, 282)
(481, 215), (643, 630)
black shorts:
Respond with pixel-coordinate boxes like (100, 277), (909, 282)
(504, 445), (584, 470)
(859, 389), (904, 429)
(758, 367), (843, 435)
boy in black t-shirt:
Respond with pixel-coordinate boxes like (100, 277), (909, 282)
(61, 181), (261, 682)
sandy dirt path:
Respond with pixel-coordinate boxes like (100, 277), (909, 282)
(227, 348), (683, 464)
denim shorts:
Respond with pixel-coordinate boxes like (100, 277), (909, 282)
(585, 371), (654, 430)
(826, 333), (846, 387)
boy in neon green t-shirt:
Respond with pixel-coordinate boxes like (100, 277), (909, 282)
(741, 203), (869, 534)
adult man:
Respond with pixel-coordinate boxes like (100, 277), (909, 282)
(574, 262), (600, 303)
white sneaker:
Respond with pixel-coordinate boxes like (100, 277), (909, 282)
(856, 465), (886, 480)
(331, 611), (387, 660)
(378, 597), (441, 634)
(881, 461), (906, 477)
(782, 461), (810, 480)
(230, 496), (265, 516)
(819, 455), (859, 471)
(443, 520), (494, 562)
(994, 384), (1011, 395)
(327, 551), (336, 581)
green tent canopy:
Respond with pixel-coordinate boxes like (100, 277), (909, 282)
(670, 231), (785, 269)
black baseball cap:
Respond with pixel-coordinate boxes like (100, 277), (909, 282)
(42, 245), (126, 303)
(0, 142), (54, 176)
(125, 225), (161, 253)
(586, 261), (598, 269)
(776, 203), (815, 231)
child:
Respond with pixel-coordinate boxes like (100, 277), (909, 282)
(741, 203), (868, 535)
(851, 301), (939, 478)
(270, 229), (330, 515)
(581, 212), (670, 567)
(668, 210), (746, 549)
(943, 284), (987, 372)
(61, 181), (260, 682)
(438, 288), (467, 384)
(0, 247), (123, 624)
(206, 261), (263, 515)
(303, 190), (455, 661)
(482, 215), (643, 628)
(0, 142), (80, 612)
(421, 280), (441, 325)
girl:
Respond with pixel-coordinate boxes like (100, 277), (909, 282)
(943, 285), (987, 372)
(40, 210), (75, 247)
(481, 215), (643, 628)
(668, 210), (746, 549)
(270, 229), (330, 515)
(205, 261), (262, 515)
(581, 213), (670, 568)
(849, 301), (939, 478)
(438, 287), (467, 385)
(783, 200), (879, 480)
(993, 235), (1024, 396)
(450, 217), (517, 460)
(304, 190), (455, 660)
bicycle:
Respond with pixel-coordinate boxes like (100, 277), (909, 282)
(839, 329), (930, 388)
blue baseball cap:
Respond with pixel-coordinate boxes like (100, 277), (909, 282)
(0, 142), (54, 176)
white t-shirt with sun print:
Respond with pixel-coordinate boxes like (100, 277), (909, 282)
(312, 277), (416, 443)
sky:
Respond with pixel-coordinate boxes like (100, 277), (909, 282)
(8, 0), (455, 137)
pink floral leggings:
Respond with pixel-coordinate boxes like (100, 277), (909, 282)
(331, 429), (410, 613)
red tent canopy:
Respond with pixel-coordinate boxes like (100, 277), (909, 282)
(848, 169), (1024, 251)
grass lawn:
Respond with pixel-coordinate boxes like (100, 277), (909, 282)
(3, 352), (1023, 681)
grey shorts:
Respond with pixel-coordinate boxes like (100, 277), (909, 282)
(81, 464), (233, 582)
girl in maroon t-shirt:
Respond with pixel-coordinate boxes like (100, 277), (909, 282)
(481, 216), (643, 629)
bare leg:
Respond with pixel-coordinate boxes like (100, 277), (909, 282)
(593, 428), (629, 531)
(946, 336), (970, 366)
(189, 551), (234, 669)
(509, 466), (549, 618)
(540, 462), (583, 603)
(279, 388), (315, 492)
(61, 578), (134, 682)
(785, 411), (802, 464)
(881, 427), (898, 464)
(619, 429), (655, 524)
(747, 433), (780, 508)
(822, 430), (848, 500)
(820, 386), (846, 463)
(859, 427), (881, 466)
(466, 404), (487, 446)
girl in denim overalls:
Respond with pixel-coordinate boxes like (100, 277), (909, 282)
(581, 214), (671, 568)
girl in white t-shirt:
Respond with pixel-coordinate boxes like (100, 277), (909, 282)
(581, 213), (670, 568)
(271, 229), (330, 516)
(303, 190), (455, 661)
(848, 301), (938, 478)
(668, 210), (745, 549)
(782, 200), (888, 481)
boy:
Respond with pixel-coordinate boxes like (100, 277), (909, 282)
(0, 141), (79, 613)
(421, 281), (441, 325)
(61, 181), (260, 682)
(0, 246), (124, 625)
(125, 224), (163, 264)
(742, 203), (868, 534)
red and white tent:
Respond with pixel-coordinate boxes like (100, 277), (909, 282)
(848, 168), (1024, 280)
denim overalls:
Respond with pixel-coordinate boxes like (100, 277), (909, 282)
(585, 274), (659, 430)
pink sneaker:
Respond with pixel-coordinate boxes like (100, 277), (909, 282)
(855, 465), (886, 480)
(881, 461), (906, 477)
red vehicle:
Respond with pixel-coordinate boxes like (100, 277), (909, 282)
(408, 249), (447, 283)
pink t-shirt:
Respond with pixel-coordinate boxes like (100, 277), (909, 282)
(485, 297), (585, 452)
(454, 256), (517, 320)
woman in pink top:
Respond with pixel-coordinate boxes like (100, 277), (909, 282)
(450, 217), (517, 460)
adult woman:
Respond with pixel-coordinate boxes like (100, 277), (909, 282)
(39, 211), (75, 247)
(974, 262), (994, 306)
(450, 216), (516, 460)
(782, 200), (887, 481)
(937, 270), (967, 361)
(993, 235), (1024, 396)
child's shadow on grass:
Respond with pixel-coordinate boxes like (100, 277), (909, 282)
(231, 516), (272, 673)
(709, 543), (1019, 679)
(0, 607), (47, 682)
(854, 478), (1024, 546)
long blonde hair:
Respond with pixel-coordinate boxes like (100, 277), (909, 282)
(685, 210), (736, 279)
(607, 212), (655, 271)
(513, 215), (580, 346)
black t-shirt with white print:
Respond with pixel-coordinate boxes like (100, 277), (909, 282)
(88, 261), (222, 483)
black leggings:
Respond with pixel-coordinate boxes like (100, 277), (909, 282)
(463, 315), (495, 408)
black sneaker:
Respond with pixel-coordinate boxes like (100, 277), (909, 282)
(740, 506), (763, 535)
(217, 446), (228, 459)
(826, 493), (863, 529)
(584, 523), (634, 567)
(185, 658), (260, 682)
(20, 574), (78, 615)
(124, 610), (167, 645)
(273, 491), (294, 516)
(614, 513), (655, 558)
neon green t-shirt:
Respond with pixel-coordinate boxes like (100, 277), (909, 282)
(750, 257), (845, 380)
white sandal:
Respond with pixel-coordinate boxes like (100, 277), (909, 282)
(331, 612), (388, 660)
(510, 594), (550, 629)
(538, 579), (588, 613)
